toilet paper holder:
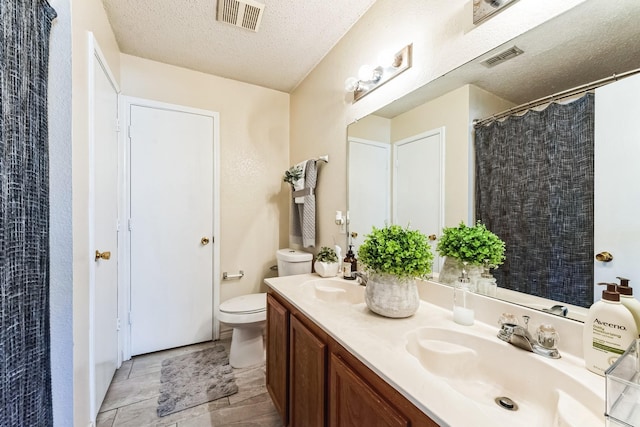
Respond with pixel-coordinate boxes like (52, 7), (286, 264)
(223, 270), (244, 280)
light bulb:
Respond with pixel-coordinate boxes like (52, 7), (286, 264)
(358, 64), (375, 81)
(344, 76), (360, 92)
(377, 49), (395, 67)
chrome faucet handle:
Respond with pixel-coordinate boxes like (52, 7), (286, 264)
(536, 324), (559, 350)
(498, 312), (519, 326)
(522, 315), (530, 331)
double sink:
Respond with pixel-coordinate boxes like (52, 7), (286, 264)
(299, 277), (604, 426)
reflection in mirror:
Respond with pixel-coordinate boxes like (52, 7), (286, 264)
(346, 0), (640, 321)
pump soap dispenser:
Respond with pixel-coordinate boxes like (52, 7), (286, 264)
(453, 269), (475, 326)
(583, 283), (639, 375)
(342, 245), (357, 280)
(617, 276), (640, 337)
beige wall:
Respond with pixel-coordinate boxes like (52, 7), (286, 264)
(71, 0), (121, 425)
(119, 54), (290, 305)
(347, 84), (515, 229)
(391, 86), (470, 226)
(290, 0), (585, 252)
(348, 115), (391, 143)
(70, 3), (289, 422)
(60, 1), (585, 423)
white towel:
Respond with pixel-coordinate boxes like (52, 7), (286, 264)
(293, 161), (307, 203)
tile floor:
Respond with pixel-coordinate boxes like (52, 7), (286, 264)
(96, 339), (282, 427)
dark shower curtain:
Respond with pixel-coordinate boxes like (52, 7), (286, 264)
(0, 1), (57, 425)
(475, 94), (594, 308)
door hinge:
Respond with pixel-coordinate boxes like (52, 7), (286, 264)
(116, 219), (120, 232)
(115, 118), (121, 133)
(128, 311), (132, 325)
(128, 125), (133, 139)
(116, 317), (121, 331)
(128, 218), (133, 231)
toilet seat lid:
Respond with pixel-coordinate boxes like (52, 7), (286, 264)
(219, 293), (266, 314)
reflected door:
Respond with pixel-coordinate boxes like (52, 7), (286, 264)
(393, 129), (444, 273)
(594, 73), (640, 302)
(348, 138), (391, 251)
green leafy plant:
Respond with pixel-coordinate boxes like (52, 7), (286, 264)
(436, 221), (505, 266)
(358, 225), (434, 279)
(283, 166), (303, 185)
(316, 246), (338, 263)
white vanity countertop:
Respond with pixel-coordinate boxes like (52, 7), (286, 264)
(265, 273), (606, 427)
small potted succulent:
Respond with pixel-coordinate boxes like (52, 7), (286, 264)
(283, 165), (303, 187)
(314, 246), (340, 278)
(436, 221), (506, 285)
(358, 225), (434, 318)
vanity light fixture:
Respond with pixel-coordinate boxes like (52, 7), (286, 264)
(345, 44), (413, 103)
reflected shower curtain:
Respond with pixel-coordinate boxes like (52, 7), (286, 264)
(475, 94), (594, 307)
(0, 1), (57, 425)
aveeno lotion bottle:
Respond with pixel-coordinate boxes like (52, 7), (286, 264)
(584, 283), (639, 375)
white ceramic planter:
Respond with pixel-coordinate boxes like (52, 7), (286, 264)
(314, 261), (340, 278)
(365, 273), (419, 318)
(438, 257), (483, 286)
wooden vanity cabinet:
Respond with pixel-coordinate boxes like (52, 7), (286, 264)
(289, 314), (327, 426)
(266, 290), (438, 427)
(266, 294), (289, 423)
(329, 352), (408, 427)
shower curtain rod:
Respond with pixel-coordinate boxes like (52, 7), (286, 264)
(473, 67), (640, 128)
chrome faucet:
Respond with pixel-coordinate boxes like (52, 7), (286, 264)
(498, 315), (561, 359)
(542, 304), (569, 317)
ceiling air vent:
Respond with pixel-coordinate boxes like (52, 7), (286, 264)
(217, 0), (265, 32)
(481, 46), (524, 68)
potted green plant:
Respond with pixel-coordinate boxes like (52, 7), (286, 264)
(358, 225), (434, 318)
(283, 165), (303, 187)
(436, 221), (506, 285)
(314, 246), (340, 278)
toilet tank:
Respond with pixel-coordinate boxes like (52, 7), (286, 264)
(276, 249), (312, 276)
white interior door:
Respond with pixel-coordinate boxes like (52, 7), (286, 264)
(129, 103), (215, 355)
(594, 74), (640, 302)
(348, 138), (391, 251)
(90, 38), (120, 418)
(393, 129), (444, 273)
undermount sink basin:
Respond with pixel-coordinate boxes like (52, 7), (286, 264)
(405, 327), (604, 426)
(301, 278), (365, 304)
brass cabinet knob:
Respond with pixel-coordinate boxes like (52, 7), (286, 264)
(595, 251), (613, 262)
(201, 237), (210, 245)
(428, 234), (437, 241)
(95, 250), (111, 261)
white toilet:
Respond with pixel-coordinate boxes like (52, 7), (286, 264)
(219, 249), (312, 368)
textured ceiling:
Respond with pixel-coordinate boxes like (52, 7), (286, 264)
(102, 0), (377, 92)
(375, 0), (640, 118)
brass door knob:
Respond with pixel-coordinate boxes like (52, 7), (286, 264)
(201, 237), (210, 245)
(595, 251), (613, 262)
(95, 250), (111, 261)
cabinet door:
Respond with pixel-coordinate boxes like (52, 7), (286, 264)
(290, 315), (327, 427)
(329, 353), (408, 427)
(266, 294), (289, 424)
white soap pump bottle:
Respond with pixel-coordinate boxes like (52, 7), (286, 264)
(453, 269), (475, 326)
(617, 276), (640, 337)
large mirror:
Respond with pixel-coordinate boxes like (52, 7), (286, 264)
(347, 0), (640, 321)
